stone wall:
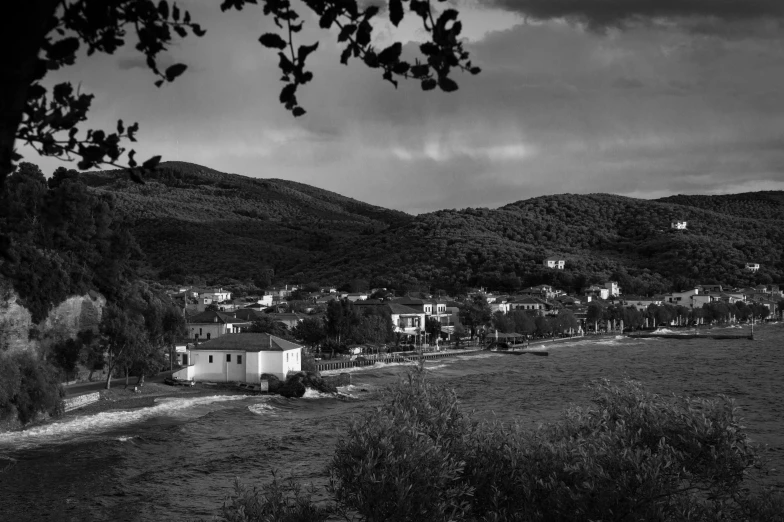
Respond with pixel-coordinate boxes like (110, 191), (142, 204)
(62, 392), (101, 412)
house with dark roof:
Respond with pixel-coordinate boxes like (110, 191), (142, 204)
(187, 310), (252, 341)
(508, 297), (547, 313)
(173, 333), (302, 382)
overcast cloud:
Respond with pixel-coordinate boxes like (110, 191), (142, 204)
(20, 0), (784, 214)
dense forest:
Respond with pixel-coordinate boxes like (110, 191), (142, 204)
(75, 162), (784, 294)
(79, 161), (411, 283)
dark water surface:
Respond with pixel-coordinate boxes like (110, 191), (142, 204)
(1, 325), (782, 521)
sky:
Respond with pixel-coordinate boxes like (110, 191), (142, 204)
(22, 0), (784, 214)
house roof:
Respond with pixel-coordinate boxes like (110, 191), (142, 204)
(352, 299), (386, 307)
(191, 333), (301, 352)
(235, 309), (264, 321)
(387, 303), (423, 315)
(545, 256), (564, 261)
(392, 297), (425, 306)
(188, 310), (250, 324)
(268, 313), (304, 322)
(512, 297), (543, 305)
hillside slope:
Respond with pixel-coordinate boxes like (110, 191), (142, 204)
(81, 162), (411, 282)
(308, 193), (784, 293)
(82, 163), (784, 292)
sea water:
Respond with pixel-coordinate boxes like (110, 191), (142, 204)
(0, 324), (782, 521)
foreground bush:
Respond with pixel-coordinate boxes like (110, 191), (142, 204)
(220, 369), (784, 521)
(0, 351), (64, 425)
(217, 476), (331, 522)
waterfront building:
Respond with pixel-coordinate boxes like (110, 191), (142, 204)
(173, 333), (302, 382)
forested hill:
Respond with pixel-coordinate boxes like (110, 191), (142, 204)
(657, 192), (784, 221)
(80, 161), (411, 282)
(308, 193), (784, 294)
(80, 162), (784, 293)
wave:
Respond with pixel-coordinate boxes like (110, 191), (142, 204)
(247, 403), (277, 416)
(0, 394), (248, 449)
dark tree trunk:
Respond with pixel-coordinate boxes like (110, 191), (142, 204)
(0, 1), (59, 185)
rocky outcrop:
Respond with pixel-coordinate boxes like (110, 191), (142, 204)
(0, 282), (105, 354)
(266, 371), (339, 398)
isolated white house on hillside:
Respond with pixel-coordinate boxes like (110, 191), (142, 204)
(174, 333), (302, 382)
(671, 221), (688, 230)
(745, 262), (760, 272)
(543, 256), (566, 269)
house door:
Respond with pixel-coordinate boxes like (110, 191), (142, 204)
(227, 354), (245, 382)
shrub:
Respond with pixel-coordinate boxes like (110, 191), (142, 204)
(328, 368), (473, 521)
(0, 351), (64, 425)
(220, 370), (784, 521)
(218, 475), (331, 522)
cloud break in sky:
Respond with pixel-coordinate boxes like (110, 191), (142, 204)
(20, 0), (784, 214)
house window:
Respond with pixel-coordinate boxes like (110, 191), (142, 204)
(207, 332), (211, 340)
(227, 354), (231, 362)
(199, 328), (203, 335)
(237, 355), (242, 364)
(209, 355), (213, 363)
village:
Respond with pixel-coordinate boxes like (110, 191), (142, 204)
(166, 256), (784, 385)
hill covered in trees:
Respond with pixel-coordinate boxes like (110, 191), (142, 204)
(79, 161), (411, 284)
(77, 162), (783, 293)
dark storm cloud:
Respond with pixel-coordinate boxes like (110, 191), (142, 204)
(487, 0), (784, 31)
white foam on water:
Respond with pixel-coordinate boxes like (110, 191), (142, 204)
(426, 364), (448, 371)
(456, 352), (501, 360)
(302, 388), (337, 399)
(337, 384), (375, 395)
(0, 394), (247, 449)
(247, 403), (277, 416)
(116, 435), (136, 442)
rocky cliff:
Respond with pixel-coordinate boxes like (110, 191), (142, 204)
(0, 280), (105, 354)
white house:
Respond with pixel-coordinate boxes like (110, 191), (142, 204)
(745, 262), (760, 272)
(671, 221), (688, 230)
(605, 282), (621, 297)
(584, 285), (610, 301)
(199, 287), (232, 302)
(665, 288), (700, 308)
(174, 333), (302, 382)
(387, 303), (426, 339)
(543, 257), (566, 269)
